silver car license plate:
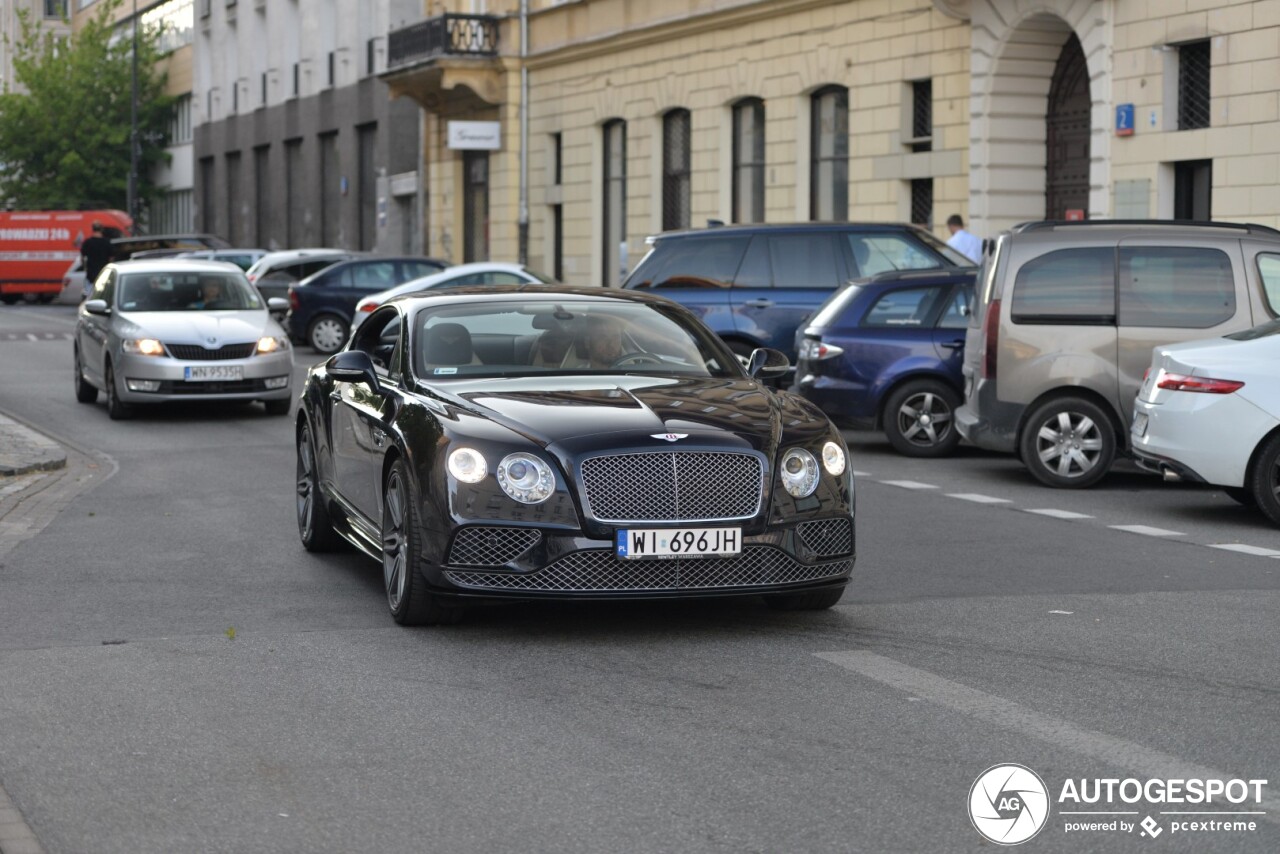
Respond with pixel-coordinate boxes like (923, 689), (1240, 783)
(1131, 412), (1149, 438)
(616, 527), (742, 560)
(184, 365), (244, 382)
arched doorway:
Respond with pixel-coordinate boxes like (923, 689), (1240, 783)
(1045, 34), (1091, 219)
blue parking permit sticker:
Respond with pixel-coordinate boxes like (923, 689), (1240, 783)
(616, 530), (628, 557)
(433, 367), (458, 375)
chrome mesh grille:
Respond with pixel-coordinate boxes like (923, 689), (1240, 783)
(580, 452), (763, 523)
(165, 342), (257, 360)
(447, 527), (541, 567)
(444, 546), (849, 593)
(797, 518), (854, 558)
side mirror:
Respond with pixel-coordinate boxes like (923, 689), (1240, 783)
(267, 297), (288, 312)
(326, 350), (379, 393)
(747, 347), (790, 379)
(83, 299), (110, 316)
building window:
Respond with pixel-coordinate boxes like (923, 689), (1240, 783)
(199, 0), (210, 18)
(662, 109), (691, 231)
(357, 124), (378, 251)
(810, 86), (848, 221)
(327, 51), (335, 88)
(550, 132), (563, 281)
(169, 94), (192, 145)
(292, 63), (299, 98)
(367, 38), (377, 75)
(1177, 40), (1210, 130)
(910, 79), (932, 152)
(198, 156), (215, 234)
(1173, 159), (1212, 220)
(285, 139), (303, 248)
(225, 151), (242, 244)
(260, 72), (267, 108)
(602, 119), (627, 285)
(254, 146), (270, 247)
(320, 132), (340, 246)
(463, 151), (490, 262)
(910, 178), (933, 228)
(551, 132), (562, 185)
(231, 81), (238, 113)
(44, 1), (67, 19)
(732, 98), (765, 223)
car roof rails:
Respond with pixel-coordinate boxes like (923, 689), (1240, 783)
(1012, 219), (1280, 237)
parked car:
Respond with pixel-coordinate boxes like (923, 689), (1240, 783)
(1131, 319), (1280, 524)
(244, 249), (360, 302)
(296, 285), (855, 625)
(73, 260), (294, 419)
(110, 234), (230, 262)
(793, 268), (976, 456)
(622, 223), (974, 360)
(957, 219), (1280, 488)
(350, 262), (552, 332)
(286, 256), (451, 353)
(178, 248), (268, 271)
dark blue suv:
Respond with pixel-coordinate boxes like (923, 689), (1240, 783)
(792, 269), (976, 457)
(621, 223), (972, 360)
(287, 256), (448, 354)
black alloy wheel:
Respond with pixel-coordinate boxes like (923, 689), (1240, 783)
(382, 459), (464, 626)
(104, 361), (133, 420)
(884, 379), (961, 458)
(296, 422), (343, 552)
(74, 347), (98, 403)
(1248, 433), (1280, 527)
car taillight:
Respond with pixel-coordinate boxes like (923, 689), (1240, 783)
(288, 288), (300, 311)
(981, 299), (1000, 379)
(247, 272), (258, 283)
(1156, 373), (1244, 394)
(799, 338), (843, 361)
(359, 302), (377, 313)
(1143, 367), (1151, 381)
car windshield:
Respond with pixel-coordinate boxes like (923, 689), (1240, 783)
(116, 271), (263, 312)
(411, 300), (738, 380)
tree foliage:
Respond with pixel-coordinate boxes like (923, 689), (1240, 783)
(0, 0), (174, 215)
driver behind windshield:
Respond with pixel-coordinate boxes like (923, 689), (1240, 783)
(581, 315), (625, 369)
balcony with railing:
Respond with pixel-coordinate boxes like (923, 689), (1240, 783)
(387, 14), (500, 70)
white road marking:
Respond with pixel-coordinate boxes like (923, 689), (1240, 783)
(25, 333), (38, 341)
(879, 480), (938, 490)
(814, 650), (1280, 824)
(1206, 543), (1280, 558)
(1048, 609), (1074, 615)
(1024, 508), (1093, 520)
(1109, 524), (1185, 538)
(947, 493), (1010, 504)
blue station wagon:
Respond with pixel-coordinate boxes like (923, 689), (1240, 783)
(622, 223), (973, 360)
(792, 269), (976, 457)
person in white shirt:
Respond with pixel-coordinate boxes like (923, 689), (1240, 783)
(946, 214), (983, 263)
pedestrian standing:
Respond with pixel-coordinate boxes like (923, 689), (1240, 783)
(946, 214), (983, 264)
(79, 222), (115, 298)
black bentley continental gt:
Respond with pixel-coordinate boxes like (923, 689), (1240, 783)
(295, 286), (856, 625)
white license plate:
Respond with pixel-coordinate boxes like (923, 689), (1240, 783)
(616, 527), (742, 560)
(184, 365), (244, 382)
(1132, 412), (1149, 438)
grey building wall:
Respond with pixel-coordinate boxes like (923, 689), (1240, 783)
(194, 79), (421, 252)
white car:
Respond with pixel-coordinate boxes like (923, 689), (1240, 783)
(350, 262), (553, 331)
(1131, 319), (1280, 525)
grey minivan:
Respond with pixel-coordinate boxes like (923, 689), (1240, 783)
(956, 220), (1280, 488)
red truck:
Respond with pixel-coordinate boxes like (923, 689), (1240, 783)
(0, 210), (132, 304)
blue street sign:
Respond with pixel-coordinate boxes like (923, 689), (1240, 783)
(1116, 103), (1135, 136)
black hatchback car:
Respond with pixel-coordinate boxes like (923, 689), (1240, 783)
(622, 223), (974, 359)
(296, 286), (856, 625)
(286, 256), (448, 354)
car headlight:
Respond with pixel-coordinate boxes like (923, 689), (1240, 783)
(122, 338), (165, 356)
(496, 452), (555, 504)
(447, 448), (487, 483)
(780, 448), (819, 498)
(822, 440), (846, 476)
(256, 336), (290, 354)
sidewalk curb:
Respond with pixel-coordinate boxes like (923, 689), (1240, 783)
(0, 414), (66, 477)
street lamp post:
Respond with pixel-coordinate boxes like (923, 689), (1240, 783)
(127, 0), (139, 227)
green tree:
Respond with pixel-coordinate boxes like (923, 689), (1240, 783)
(0, 0), (174, 218)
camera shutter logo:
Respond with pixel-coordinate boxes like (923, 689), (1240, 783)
(968, 764), (1050, 845)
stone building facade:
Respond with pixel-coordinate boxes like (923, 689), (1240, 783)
(372, 0), (1277, 285)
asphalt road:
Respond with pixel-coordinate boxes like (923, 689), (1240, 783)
(0, 303), (1277, 854)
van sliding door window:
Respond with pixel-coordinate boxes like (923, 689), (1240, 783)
(1010, 247), (1115, 324)
(1118, 247), (1234, 328)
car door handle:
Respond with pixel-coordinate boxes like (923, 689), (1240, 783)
(940, 339), (965, 350)
(371, 427), (387, 447)
(744, 299), (774, 309)
(329, 390), (343, 401)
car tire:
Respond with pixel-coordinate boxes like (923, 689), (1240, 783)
(0, 295), (18, 305)
(763, 586), (845, 611)
(73, 347), (98, 403)
(296, 422), (345, 552)
(1247, 433), (1280, 527)
(264, 399), (290, 416)
(382, 459), (465, 627)
(307, 314), (349, 355)
(883, 379), (962, 458)
(1223, 487), (1257, 508)
(1019, 397), (1116, 489)
(104, 361), (133, 420)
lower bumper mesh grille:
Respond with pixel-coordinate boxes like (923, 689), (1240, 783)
(797, 517), (854, 558)
(447, 527), (541, 567)
(444, 545), (850, 593)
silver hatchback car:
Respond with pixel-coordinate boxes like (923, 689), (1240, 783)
(957, 220), (1280, 488)
(74, 260), (295, 419)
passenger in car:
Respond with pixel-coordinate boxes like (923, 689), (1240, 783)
(531, 328), (573, 368)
